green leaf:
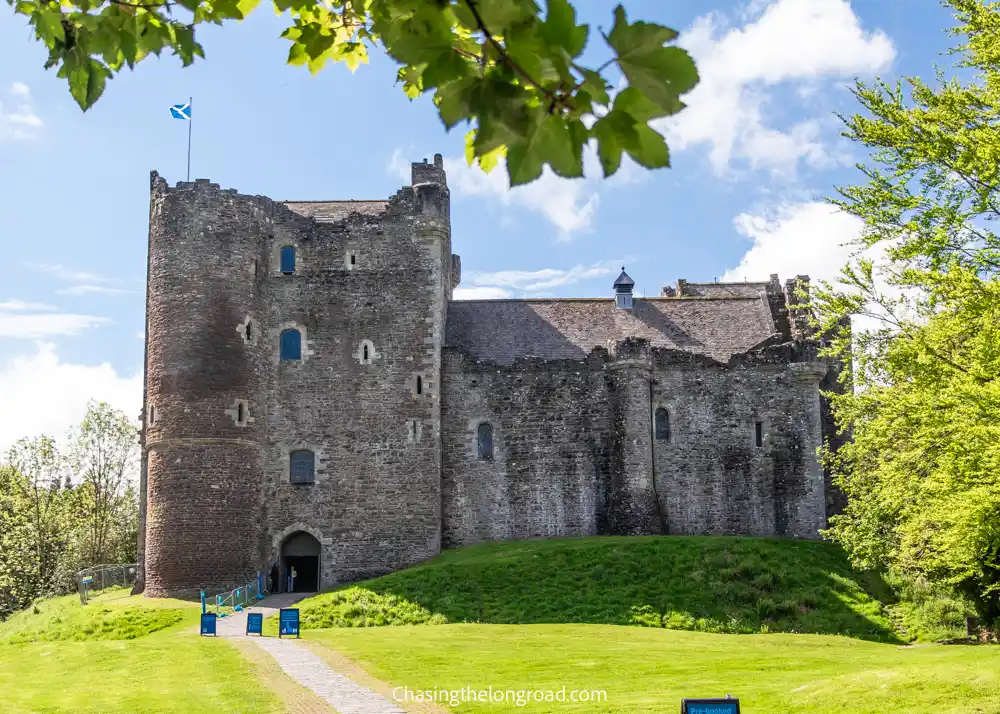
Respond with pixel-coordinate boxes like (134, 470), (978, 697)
(68, 59), (108, 111)
(623, 124), (670, 169)
(421, 49), (470, 89)
(606, 4), (698, 115)
(32, 6), (65, 46)
(237, 0), (261, 19)
(506, 109), (585, 185)
(541, 115), (583, 178)
(542, 0), (588, 58)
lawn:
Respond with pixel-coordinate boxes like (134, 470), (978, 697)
(309, 623), (1000, 714)
(0, 589), (282, 713)
(285, 536), (913, 640)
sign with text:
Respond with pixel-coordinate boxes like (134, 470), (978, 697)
(278, 608), (300, 638)
(246, 612), (263, 636)
(682, 698), (740, 714)
(200, 612), (217, 636)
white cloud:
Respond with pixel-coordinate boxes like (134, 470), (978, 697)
(722, 201), (863, 284)
(389, 149), (605, 239)
(454, 262), (621, 299)
(0, 300), (55, 312)
(659, 0), (895, 175)
(721, 200), (906, 336)
(0, 305), (109, 339)
(32, 264), (115, 284)
(29, 263), (133, 297)
(0, 82), (42, 141)
(0, 343), (142, 455)
(56, 285), (132, 296)
(453, 286), (513, 300)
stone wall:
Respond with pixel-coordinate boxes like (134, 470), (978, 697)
(440, 350), (611, 547)
(143, 173), (273, 597)
(440, 342), (830, 548)
(650, 349), (827, 539)
(260, 160), (449, 587)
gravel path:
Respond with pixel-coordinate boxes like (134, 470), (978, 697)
(212, 593), (406, 714)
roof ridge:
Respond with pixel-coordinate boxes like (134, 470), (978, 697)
(451, 296), (765, 303)
(282, 199), (388, 204)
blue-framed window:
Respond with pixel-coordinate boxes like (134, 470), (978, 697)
(289, 450), (315, 484)
(280, 246), (296, 274)
(477, 423), (493, 461)
(280, 329), (302, 361)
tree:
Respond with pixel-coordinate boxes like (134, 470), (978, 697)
(814, 0), (1000, 622)
(65, 401), (139, 566)
(6, 0), (698, 186)
(2, 437), (72, 616)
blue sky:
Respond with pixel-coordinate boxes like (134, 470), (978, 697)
(0, 0), (955, 449)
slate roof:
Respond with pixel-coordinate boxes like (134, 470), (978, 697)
(282, 200), (389, 223)
(445, 297), (779, 365)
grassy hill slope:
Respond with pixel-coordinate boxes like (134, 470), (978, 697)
(289, 536), (905, 641)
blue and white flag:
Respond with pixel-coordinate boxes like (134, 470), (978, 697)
(169, 102), (191, 120)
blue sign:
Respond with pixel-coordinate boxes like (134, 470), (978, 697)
(200, 612), (217, 636)
(682, 699), (740, 714)
(279, 608), (300, 638)
(246, 612), (263, 635)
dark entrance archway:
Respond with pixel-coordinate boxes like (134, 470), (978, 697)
(280, 531), (320, 593)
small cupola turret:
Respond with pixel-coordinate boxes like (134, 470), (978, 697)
(613, 267), (634, 310)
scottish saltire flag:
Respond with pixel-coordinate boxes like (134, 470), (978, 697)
(169, 102), (191, 120)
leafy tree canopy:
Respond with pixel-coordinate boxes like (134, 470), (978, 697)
(814, 0), (1000, 622)
(6, 0), (698, 186)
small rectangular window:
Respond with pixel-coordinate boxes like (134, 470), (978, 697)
(280, 246), (296, 274)
(755, 421), (763, 448)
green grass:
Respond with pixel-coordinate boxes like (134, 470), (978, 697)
(0, 588), (187, 643)
(0, 588), (281, 713)
(309, 623), (1000, 713)
(881, 570), (975, 642)
(288, 536), (899, 640)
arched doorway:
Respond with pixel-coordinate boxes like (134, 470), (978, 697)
(280, 531), (320, 593)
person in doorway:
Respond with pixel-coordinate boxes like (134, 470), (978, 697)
(269, 563), (278, 594)
(290, 565), (297, 592)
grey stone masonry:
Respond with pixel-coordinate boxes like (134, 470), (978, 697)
(138, 155), (847, 597)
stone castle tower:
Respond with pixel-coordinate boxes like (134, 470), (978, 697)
(137, 155), (845, 597)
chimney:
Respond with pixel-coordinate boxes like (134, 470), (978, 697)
(613, 267), (635, 310)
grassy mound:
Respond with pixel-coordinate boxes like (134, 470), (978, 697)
(292, 536), (901, 641)
(0, 588), (189, 644)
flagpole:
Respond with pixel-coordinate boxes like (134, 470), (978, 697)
(186, 96), (192, 182)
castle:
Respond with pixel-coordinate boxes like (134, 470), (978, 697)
(137, 154), (845, 597)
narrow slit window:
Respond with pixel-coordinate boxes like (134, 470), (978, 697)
(477, 423), (494, 461)
(280, 246), (296, 274)
(654, 408), (670, 442)
(237, 402), (246, 423)
(245, 321), (253, 342)
(755, 421), (763, 448)
(289, 450), (315, 484)
(363, 344), (369, 361)
(416, 376), (423, 395)
(350, 254), (356, 266)
(148, 404), (157, 425)
(280, 329), (302, 361)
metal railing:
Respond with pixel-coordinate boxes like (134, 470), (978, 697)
(202, 573), (268, 618)
(76, 563), (138, 604)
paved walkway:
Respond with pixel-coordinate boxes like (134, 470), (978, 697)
(215, 593), (405, 714)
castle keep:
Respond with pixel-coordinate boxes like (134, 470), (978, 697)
(138, 154), (845, 597)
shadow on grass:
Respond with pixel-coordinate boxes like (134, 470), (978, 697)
(295, 536), (902, 643)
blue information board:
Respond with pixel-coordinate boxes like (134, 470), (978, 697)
(278, 608), (300, 638)
(682, 699), (740, 714)
(246, 612), (263, 636)
(200, 612), (217, 636)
